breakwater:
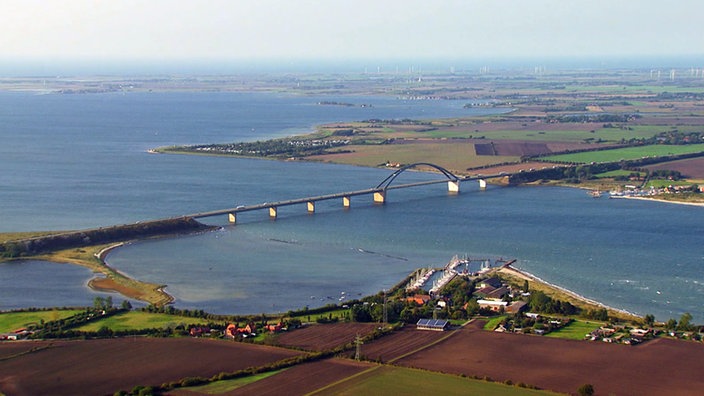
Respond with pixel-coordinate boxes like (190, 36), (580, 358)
(1, 217), (213, 258)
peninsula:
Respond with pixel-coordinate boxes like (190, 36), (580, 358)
(151, 67), (704, 203)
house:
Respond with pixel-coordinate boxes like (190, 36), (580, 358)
(225, 322), (257, 338)
(416, 318), (450, 331)
(225, 323), (237, 338)
(264, 322), (283, 333)
(406, 294), (432, 306)
(474, 285), (497, 298)
(485, 286), (509, 301)
(478, 277), (502, 289)
(477, 299), (508, 312)
(629, 328), (651, 338)
(189, 326), (210, 337)
(505, 301), (528, 314)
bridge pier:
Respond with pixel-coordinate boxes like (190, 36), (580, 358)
(228, 213), (237, 224)
(373, 191), (386, 204)
(343, 196), (351, 208)
(269, 207), (278, 219)
(307, 201), (315, 213)
(479, 179), (487, 190)
(448, 180), (460, 194)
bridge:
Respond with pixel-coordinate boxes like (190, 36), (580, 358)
(189, 163), (508, 224)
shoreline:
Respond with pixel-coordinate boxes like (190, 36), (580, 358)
(608, 194), (704, 207)
(498, 264), (641, 321)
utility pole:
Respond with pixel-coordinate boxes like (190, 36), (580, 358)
(354, 333), (363, 361)
(383, 289), (388, 323)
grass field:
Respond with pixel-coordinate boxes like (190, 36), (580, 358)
(0, 310), (84, 333)
(482, 316), (507, 331)
(593, 169), (642, 178)
(545, 320), (603, 341)
(646, 179), (695, 188)
(318, 365), (557, 395)
(290, 308), (350, 322)
(543, 144), (704, 163)
(75, 311), (211, 331)
(184, 369), (287, 394)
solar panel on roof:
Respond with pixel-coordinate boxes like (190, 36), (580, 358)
(416, 318), (448, 328)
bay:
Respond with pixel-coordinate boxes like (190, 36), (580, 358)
(1, 91), (702, 322)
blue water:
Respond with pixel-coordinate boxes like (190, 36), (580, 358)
(1, 91), (702, 322)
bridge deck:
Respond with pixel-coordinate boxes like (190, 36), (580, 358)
(189, 174), (501, 220)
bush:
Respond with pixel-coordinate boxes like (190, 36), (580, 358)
(578, 383), (595, 396)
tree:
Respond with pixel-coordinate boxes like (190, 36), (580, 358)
(677, 313), (693, 332)
(577, 383), (595, 396)
(93, 297), (105, 310)
(643, 314), (655, 328)
(665, 318), (678, 331)
(351, 304), (372, 322)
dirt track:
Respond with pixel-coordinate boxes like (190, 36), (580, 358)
(395, 320), (704, 396)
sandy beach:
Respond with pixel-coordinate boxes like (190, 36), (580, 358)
(609, 195), (704, 207)
(498, 264), (640, 320)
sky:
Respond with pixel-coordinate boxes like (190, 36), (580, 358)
(1, 0), (703, 72)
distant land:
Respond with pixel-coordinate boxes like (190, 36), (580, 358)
(2, 54), (704, 77)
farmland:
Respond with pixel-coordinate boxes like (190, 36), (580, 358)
(3, 317), (704, 395)
(395, 320), (704, 396)
(542, 143), (704, 164)
(75, 310), (210, 332)
(274, 322), (379, 351)
(0, 310), (84, 333)
(314, 365), (557, 396)
(0, 337), (303, 396)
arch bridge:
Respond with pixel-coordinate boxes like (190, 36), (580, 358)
(189, 163), (502, 224)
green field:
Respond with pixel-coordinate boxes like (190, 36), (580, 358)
(482, 316), (507, 331)
(543, 144), (704, 163)
(593, 169), (642, 179)
(0, 310), (84, 333)
(290, 308), (350, 322)
(646, 179), (695, 188)
(75, 311), (211, 331)
(319, 366), (557, 395)
(184, 369), (287, 394)
(545, 320), (603, 341)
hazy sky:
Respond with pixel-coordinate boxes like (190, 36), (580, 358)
(1, 0), (702, 63)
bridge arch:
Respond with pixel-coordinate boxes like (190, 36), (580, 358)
(375, 162), (460, 190)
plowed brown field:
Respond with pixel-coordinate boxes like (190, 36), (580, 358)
(348, 324), (450, 362)
(395, 320), (704, 396)
(0, 338), (303, 396)
(186, 358), (375, 396)
(274, 322), (379, 351)
(645, 157), (704, 179)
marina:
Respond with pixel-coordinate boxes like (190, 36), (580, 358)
(407, 256), (513, 295)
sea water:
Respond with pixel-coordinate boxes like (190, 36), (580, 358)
(1, 91), (702, 322)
